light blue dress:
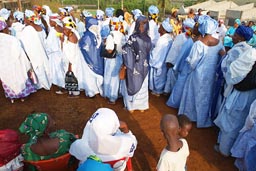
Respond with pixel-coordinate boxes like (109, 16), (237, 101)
(103, 31), (125, 103)
(166, 38), (194, 108)
(149, 34), (173, 94)
(178, 40), (223, 128)
(214, 42), (256, 156)
(231, 122), (256, 171)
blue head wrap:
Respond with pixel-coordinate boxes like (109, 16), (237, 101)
(198, 15), (218, 36)
(101, 25), (110, 39)
(86, 17), (98, 29)
(235, 25), (254, 41)
(105, 7), (114, 17)
(148, 5), (159, 15)
(162, 18), (172, 33)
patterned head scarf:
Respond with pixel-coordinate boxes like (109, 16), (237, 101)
(19, 113), (49, 141)
(32, 5), (42, 15)
(105, 7), (114, 17)
(235, 25), (254, 41)
(13, 11), (24, 23)
(162, 18), (172, 33)
(0, 8), (11, 20)
(110, 16), (125, 34)
(62, 16), (76, 30)
(0, 20), (7, 31)
(25, 9), (42, 25)
(131, 9), (142, 21)
(59, 8), (69, 17)
(198, 15), (218, 36)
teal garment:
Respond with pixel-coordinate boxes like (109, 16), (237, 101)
(224, 26), (237, 48)
(226, 26), (236, 36)
(248, 34), (256, 48)
(77, 158), (113, 171)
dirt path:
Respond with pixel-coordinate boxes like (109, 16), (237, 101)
(0, 86), (237, 171)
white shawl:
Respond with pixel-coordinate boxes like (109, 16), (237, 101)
(0, 33), (30, 93)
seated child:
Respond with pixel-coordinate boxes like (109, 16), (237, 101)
(157, 114), (189, 171)
(178, 114), (192, 138)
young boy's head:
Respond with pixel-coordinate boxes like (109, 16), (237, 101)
(177, 114), (192, 138)
(160, 114), (179, 140)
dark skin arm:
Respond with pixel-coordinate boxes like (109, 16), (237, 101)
(68, 32), (78, 44)
(119, 121), (129, 133)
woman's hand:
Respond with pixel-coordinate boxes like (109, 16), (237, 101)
(119, 121), (129, 133)
(219, 49), (226, 57)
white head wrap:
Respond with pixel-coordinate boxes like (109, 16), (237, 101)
(49, 13), (63, 27)
(162, 18), (173, 33)
(69, 108), (137, 162)
(0, 8), (11, 20)
(42, 5), (52, 16)
(82, 10), (92, 18)
(131, 9), (142, 21)
(96, 9), (104, 20)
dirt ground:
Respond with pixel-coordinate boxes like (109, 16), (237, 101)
(0, 85), (237, 171)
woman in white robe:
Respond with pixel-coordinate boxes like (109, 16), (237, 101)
(45, 14), (67, 90)
(0, 21), (36, 103)
(70, 108), (137, 170)
(62, 17), (103, 97)
(17, 12), (51, 90)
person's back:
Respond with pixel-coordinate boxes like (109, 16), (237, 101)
(157, 114), (189, 171)
(19, 113), (76, 162)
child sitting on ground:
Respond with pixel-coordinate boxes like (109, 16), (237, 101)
(157, 114), (190, 171)
(178, 114), (192, 138)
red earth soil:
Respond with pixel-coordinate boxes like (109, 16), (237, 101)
(0, 85), (237, 171)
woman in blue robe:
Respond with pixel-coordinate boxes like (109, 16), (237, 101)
(79, 17), (104, 97)
(122, 15), (152, 113)
(214, 25), (256, 156)
(178, 15), (223, 128)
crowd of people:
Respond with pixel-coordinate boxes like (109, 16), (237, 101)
(0, 3), (256, 171)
